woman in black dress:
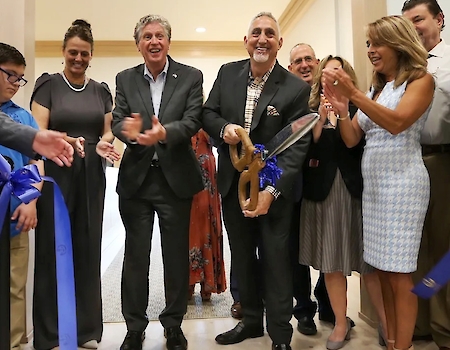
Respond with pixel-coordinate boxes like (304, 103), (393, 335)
(30, 19), (120, 349)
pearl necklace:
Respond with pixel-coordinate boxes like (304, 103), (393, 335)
(61, 72), (88, 92)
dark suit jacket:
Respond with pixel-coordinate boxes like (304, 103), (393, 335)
(0, 111), (36, 158)
(202, 59), (311, 200)
(302, 104), (364, 201)
(112, 56), (204, 199)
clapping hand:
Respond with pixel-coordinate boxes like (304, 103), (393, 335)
(122, 113), (143, 141)
(137, 116), (167, 146)
(96, 140), (121, 163)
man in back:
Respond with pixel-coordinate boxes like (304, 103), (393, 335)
(403, 1), (450, 349)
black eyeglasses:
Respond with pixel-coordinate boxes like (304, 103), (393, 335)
(0, 67), (27, 87)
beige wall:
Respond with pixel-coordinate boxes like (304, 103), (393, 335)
(35, 0), (289, 42)
(278, 0), (338, 69)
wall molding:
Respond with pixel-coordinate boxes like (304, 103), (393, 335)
(279, 0), (316, 36)
(36, 0), (315, 58)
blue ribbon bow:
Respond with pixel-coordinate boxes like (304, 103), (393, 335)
(254, 144), (283, 188)
(0, 155), (77, 349)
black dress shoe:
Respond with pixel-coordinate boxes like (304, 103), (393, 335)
(272, 344), (292, 350)
(215, 321), (264, 345)
(297, 315), (317, 335)
(165, 327), (188, 350)
(120, 331), (145, 350)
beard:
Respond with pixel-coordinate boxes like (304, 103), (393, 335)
(253, 51), (269, 63)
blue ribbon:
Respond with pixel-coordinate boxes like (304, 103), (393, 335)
(0, 155), (77, 349)
(254, 144), (283, 188)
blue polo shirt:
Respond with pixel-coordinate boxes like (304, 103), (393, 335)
(0, 100), (39, 236)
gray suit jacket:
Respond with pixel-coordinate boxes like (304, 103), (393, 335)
(112, 56), (204, 199)
(0, 111), (36, 158)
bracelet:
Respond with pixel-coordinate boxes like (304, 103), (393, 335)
(336, 112), (350, 120)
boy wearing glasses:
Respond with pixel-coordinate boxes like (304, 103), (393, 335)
(0, 42), (43, 350)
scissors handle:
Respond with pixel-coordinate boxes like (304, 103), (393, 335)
(230, 128), (256, 172)
(238, 156), (265, 211)
(229, 128), (265, 211)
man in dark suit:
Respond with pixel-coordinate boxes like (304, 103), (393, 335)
(0, 111), (73, 166)
(111, 14), (204, 350)
(202, 12), (311, 350)
(403, 1), (450, 348)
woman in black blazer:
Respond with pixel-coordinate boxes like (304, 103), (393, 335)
(299, 56), (386, 349)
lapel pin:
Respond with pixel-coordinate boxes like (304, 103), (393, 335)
(172, 73), (178, 78)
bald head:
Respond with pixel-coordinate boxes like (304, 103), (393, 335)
(288, 43), (319, 86)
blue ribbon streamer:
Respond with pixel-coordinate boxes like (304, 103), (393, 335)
(0, 155), (77, 349)
(254, 144), (283, 189)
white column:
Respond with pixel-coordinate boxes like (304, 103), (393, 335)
(0, 0), (36, 109)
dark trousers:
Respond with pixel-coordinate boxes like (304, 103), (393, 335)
(414, 153), (450, 347)
(290, 200), (332, 321)
(0, 204), (10, 350)
(119, 166), (192, 331)
(222, 182), (294, 344)
(230, 200), (332, 321)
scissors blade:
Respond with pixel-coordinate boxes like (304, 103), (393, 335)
(262, 112), (319, 160)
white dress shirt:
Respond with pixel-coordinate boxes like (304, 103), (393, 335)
(421, 39), (450, 145)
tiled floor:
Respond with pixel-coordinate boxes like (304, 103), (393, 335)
(22, 168), (438, 350)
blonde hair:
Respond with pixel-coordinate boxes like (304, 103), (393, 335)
(366, 15), (428, 91)
(309, 56), (358, 110)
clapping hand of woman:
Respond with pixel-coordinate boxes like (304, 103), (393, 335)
(96, 140), (121, 163)
(322, 67), (358, 102)
(321, 68), (352, 117)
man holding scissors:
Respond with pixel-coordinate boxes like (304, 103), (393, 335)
(202, 12), (311, 350)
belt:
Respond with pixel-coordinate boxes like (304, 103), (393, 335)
(150, 159), (160, 167)
(421, 144), (450, 156)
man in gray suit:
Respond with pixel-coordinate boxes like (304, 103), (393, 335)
(111, 14), (204, 350)
(0, 111), (73, 167)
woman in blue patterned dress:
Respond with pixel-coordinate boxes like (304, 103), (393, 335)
(321, 16), (434, 350)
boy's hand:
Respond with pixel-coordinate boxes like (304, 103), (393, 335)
(11, 202), (37, 232)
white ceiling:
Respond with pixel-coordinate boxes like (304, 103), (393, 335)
(36, 0), (292, 41)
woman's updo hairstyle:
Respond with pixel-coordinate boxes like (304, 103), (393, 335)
(63, 19), (94, 52)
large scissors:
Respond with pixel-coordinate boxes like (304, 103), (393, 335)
(230, 112), (319, 211)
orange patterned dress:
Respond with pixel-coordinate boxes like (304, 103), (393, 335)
(189, 130), (226, 295)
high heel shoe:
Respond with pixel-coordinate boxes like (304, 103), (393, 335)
(326, 318), (351, 350)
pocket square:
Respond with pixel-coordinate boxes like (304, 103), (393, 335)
(267, 105), (280, 116)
